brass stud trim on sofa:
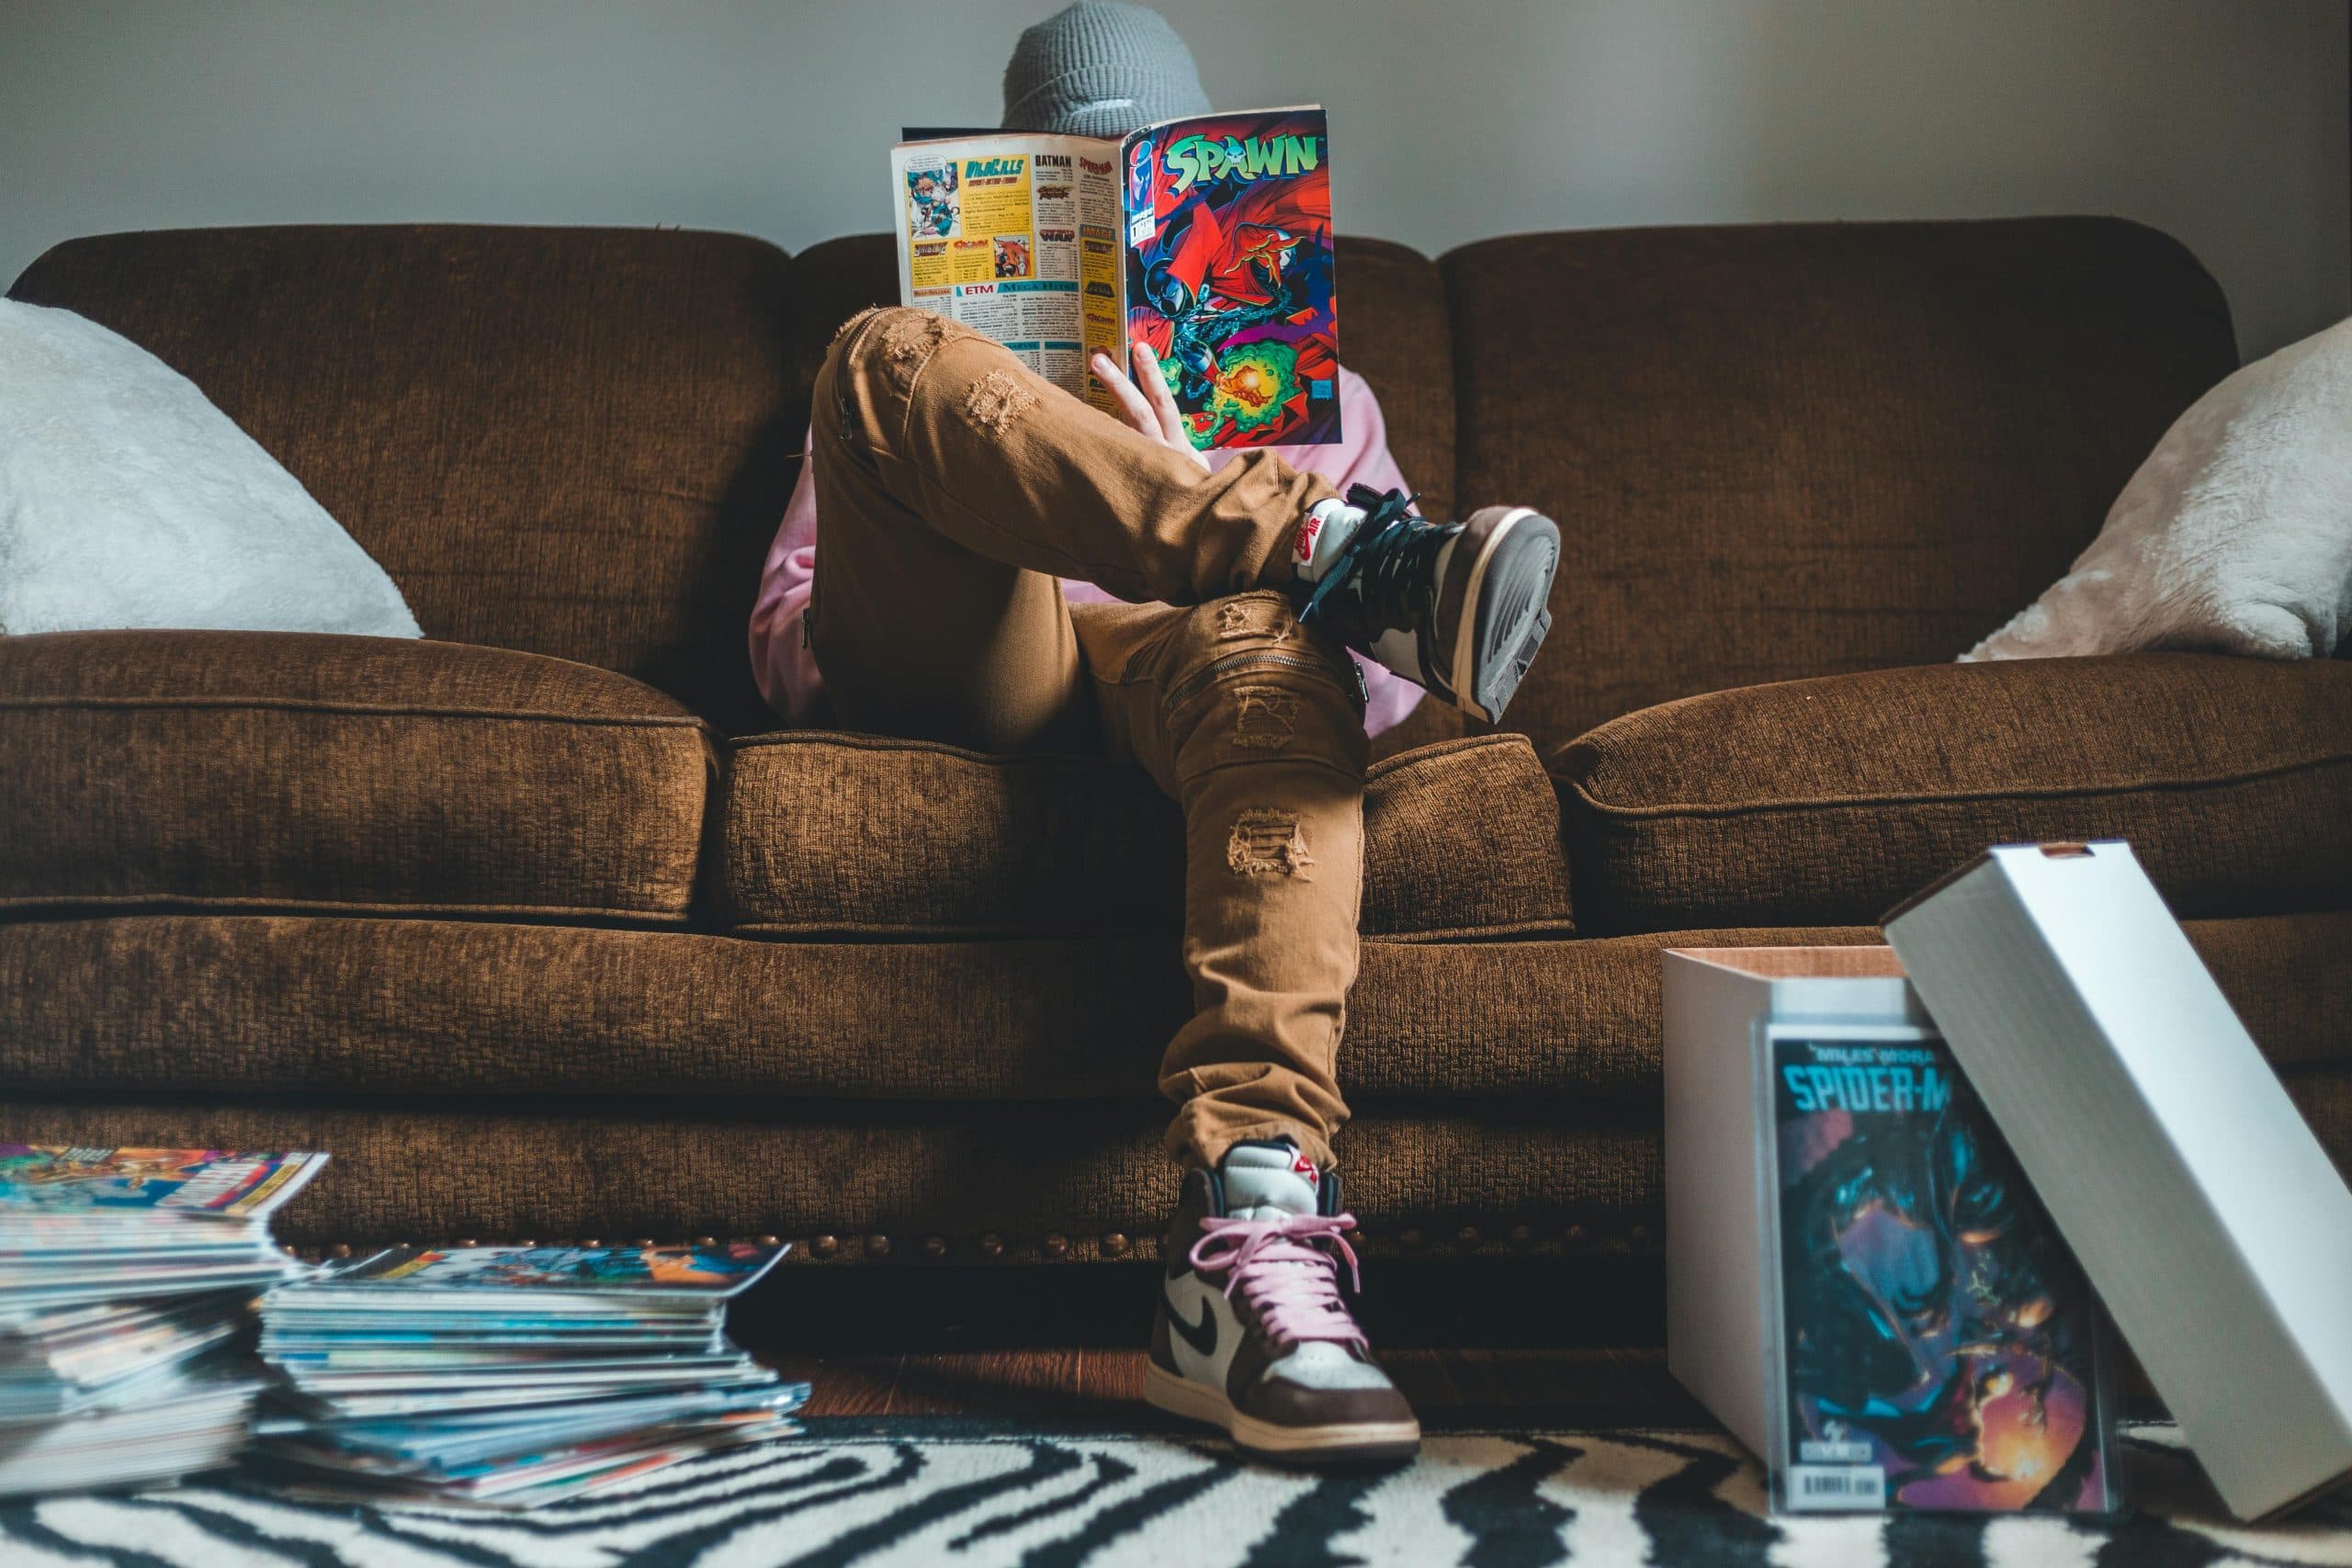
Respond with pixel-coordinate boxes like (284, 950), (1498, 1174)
(865, 1235), (890, 1258)
(923, 1235), (948, 1259)
(810, 1235), (840, 1258)
(1101, 1232), (1128, 1257)
(978, 1234), (1004, 1258)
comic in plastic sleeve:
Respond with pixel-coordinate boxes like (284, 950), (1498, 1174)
(0, 1146), (328, 1217)
(298, 1243), (786, 1299)
(1119, 107), (1338, 451)
(1766, 1037), (2118, 1514)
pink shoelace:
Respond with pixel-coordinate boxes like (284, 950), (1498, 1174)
(1188, 1212), (1367, 1350)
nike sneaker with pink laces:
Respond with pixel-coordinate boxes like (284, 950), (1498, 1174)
(1145, 1139), (1419, 1465)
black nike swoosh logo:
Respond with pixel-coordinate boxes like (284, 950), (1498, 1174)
(1164, 1289), (1218, 1359)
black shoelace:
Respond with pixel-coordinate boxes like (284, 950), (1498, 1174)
(1297, 485), (1448, 637)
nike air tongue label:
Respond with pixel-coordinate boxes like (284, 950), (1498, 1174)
(1221, 1142), (1318, 1217)
(1294, 513), (1324, 567)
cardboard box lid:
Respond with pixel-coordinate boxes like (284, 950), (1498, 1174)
(1883, 841), (2352, 1520)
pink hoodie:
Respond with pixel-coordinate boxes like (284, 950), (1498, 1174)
(749, 366), (1425, 736)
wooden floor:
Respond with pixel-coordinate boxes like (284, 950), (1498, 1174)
(741, 1259), (1720, 1427)
(762, 1347), (1711, 1427)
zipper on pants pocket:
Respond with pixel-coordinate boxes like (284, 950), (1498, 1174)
(1160, 649), (1364, 716)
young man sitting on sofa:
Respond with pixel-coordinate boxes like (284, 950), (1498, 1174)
(749, 2), (1561, 1464)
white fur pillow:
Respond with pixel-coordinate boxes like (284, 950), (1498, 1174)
(1965, 318), (2352, 662)
(0, 300), (420, 638)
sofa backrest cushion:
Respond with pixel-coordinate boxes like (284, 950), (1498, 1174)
(12, 218), (2243, 754)
(9, 225), (799, 732)
(1443, 217), (2240, 753)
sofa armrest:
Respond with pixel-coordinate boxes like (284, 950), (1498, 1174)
(1549, 653), (2351, 932)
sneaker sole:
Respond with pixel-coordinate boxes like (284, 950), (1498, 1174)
(1448, 506), (1560, 724)
(1143, 1359), (1421, 1467)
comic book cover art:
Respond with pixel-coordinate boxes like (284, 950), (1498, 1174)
(1121, 107), (1339, 451)
(309, 1243), (785, 1298)
(0, 1146), (327, 1217)
(1770, 1038), (2117, 1514)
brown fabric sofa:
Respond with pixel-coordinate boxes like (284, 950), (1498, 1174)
(6, 219), (2346, 1276)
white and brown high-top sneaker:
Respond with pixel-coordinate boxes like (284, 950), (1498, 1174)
(1146, 1140), (1419, 1466)
(1292, 484), (1561, 724)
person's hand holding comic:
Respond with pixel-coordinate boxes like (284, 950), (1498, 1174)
(1091, 340), (1209, 472)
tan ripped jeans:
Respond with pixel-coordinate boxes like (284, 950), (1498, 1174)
(809, 306), (1363, 1169)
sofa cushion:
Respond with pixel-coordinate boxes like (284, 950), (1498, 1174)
(1444, 218), (2242, 754)
(0, 630), (712, 920)
(9, 225), (798, 733)
(1555, 652), (2352, 931)
(714, 732), (1573, 939)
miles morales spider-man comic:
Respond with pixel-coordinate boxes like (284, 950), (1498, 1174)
(1770, 1037), (2118, 1513)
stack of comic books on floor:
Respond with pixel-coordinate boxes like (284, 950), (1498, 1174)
(0, 1146), (326, 1497)
(254, 1241), (804, 1507)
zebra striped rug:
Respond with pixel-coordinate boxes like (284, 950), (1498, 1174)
(1, 1420), (2346, 1566)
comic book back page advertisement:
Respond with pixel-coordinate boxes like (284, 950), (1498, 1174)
(1120, 107), (1339, 452)
(889, 133), (1124, 408)
(1766, 1033), (2119, 1515)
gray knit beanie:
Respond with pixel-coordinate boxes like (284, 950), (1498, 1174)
(1001, 2), (1212, 138)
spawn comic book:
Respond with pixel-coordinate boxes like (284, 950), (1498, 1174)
(888, 105), (1338, 451)
(1766, 1035), (2119, 1514)
(1120, 107), (1338, 450)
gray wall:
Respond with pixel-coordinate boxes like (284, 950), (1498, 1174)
(4, 0), (2344, 357)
